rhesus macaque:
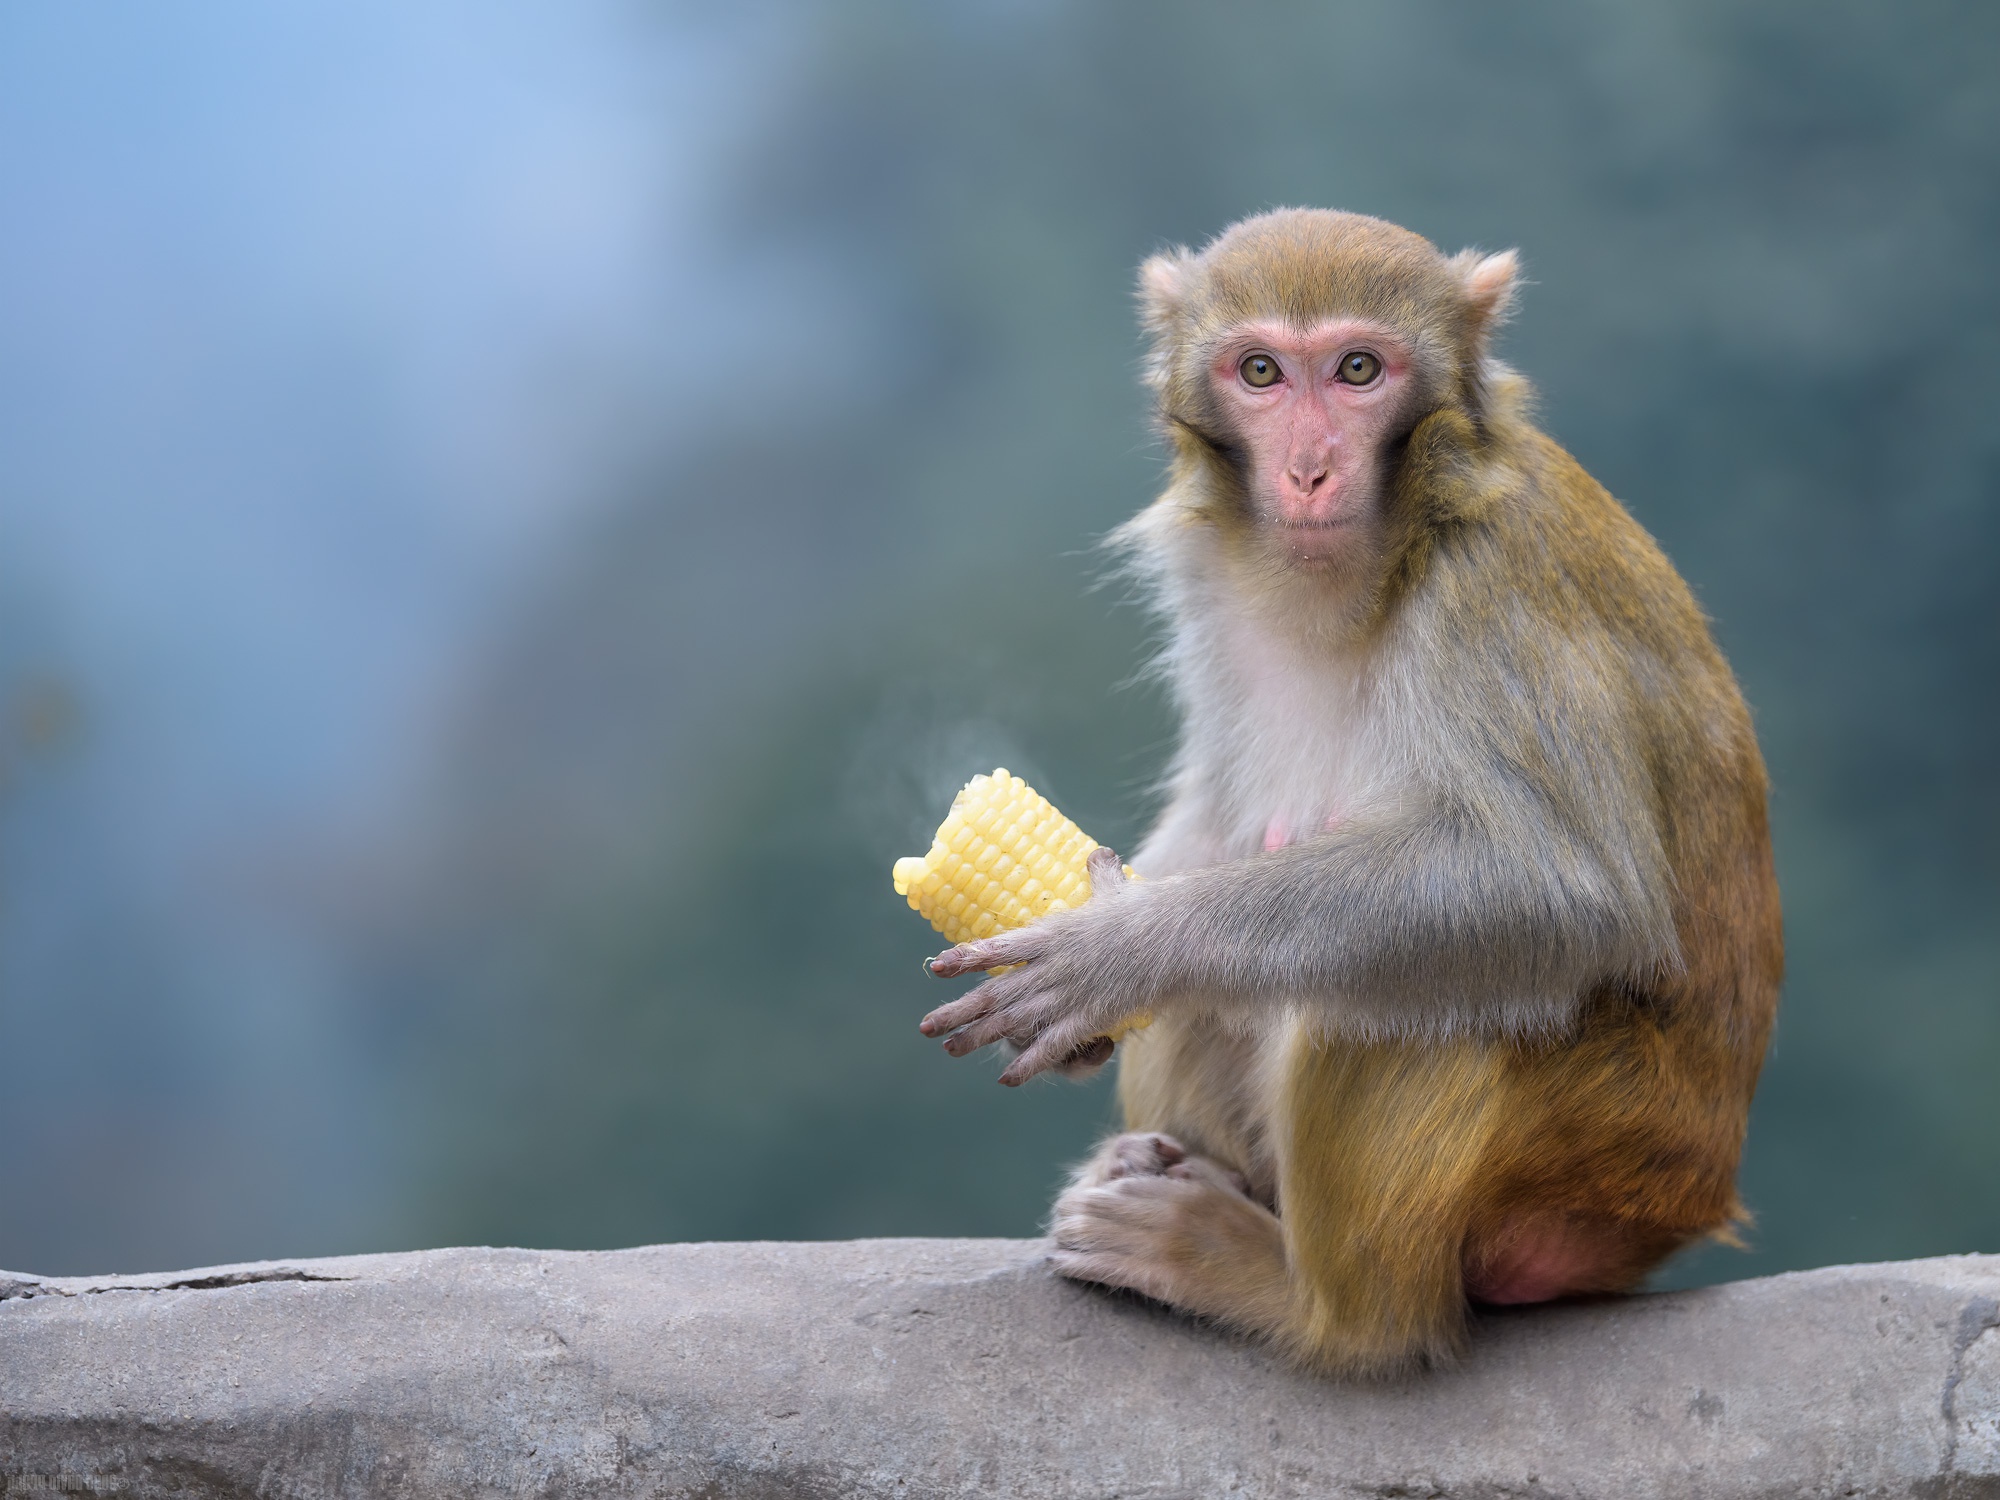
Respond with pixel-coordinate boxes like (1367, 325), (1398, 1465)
(920, 208), (1782, 1376)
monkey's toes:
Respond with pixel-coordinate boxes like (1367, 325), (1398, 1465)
(1166, 1157), (1252, 1197)
(1099, 1131), (1187, 1182)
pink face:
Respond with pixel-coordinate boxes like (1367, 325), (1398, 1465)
(1208, 319), (1417, 562)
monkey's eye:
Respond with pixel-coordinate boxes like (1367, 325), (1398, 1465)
(1238, 354), (1282, 388)
(1335, 351), (1383, 386)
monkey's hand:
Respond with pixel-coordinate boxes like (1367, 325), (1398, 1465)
(919, 846), (1148, 1085)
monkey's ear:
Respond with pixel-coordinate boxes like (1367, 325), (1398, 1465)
(1452, 248), (1520, 340)
(1138, 248), (1196, 393)
(1138, 248), (1195, 334)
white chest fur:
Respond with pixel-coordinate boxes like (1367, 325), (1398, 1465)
(1172, 600), (1405, 860)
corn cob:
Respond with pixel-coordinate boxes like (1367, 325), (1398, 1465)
(893, 769), (1151, 1041)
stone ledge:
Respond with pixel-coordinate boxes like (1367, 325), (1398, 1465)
(2, 1240), (1997, 1499)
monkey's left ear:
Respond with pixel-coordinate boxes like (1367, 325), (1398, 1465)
(1451, 248), (1520, 347)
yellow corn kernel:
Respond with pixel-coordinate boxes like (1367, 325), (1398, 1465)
(893, 769), (1151, 1041)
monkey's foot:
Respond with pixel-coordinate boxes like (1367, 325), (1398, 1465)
(1068, 1131), (1201, 1189)
(1050, 1139), (1284, 1330)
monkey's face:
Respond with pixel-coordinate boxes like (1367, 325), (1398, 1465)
(1207, 318), (1418, 567)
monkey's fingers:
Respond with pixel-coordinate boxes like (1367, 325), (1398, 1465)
(1000, 1016), (1113, 1087)
(919, 967), (1028, 1042)
(924, 926), (1046, 980)
(942, 1004), (1031, 1057)
(919, 992), (987, 1041)
(923, 945), (992, 980)
(939, 976), (1060, 1058)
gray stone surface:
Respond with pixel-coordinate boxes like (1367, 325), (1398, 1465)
(2, 1240), (1996, 1499)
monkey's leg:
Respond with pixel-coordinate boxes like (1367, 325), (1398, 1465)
(1060, 1027), (1696, 1377)
(1051, 1020), (1508, 1373)
(1049, 1135), (1293, 1339)
(1461, 1003), (1758, 1305)
(1269, 1031), (1509, 1374)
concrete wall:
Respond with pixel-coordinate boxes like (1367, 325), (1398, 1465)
(3, 1240), (1997, 1498)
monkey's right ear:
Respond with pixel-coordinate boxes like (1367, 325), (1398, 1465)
(1138, 249), (1195, 391)
(1138, 249), (1195, 333)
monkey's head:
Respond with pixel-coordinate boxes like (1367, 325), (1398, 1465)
(1137, 209), (1517, 582)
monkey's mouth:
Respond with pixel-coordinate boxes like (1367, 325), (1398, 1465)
(1264, 520), (1362, 571)
(1273, 519), (1353, 553)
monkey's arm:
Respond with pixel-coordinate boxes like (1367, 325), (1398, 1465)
(922, 726), (1682, 1082)
(923, 805), (1671, 1082)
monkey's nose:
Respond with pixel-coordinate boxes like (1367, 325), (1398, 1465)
(1286, 463), (1330, 497)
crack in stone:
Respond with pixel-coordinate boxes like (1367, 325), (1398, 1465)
(0, 1269), (352, 1302)
(1941, 1294), (2000, 1478)
(149, 1270), (353, 1292)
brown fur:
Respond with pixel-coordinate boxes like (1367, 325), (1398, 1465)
(1078, 210), (1781, 1376)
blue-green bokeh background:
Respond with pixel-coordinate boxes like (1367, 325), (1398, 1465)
(0, 2), (1993, 1283)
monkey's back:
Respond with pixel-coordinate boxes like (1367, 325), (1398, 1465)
(1500, 426), (1783, 1057)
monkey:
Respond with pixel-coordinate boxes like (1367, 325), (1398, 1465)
(918, 208), (1783, 1377)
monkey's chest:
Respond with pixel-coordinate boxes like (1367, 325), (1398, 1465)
(1207, 680), (1391, 855)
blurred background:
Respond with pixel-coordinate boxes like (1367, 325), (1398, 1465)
(0, 1), (1994, 1284)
